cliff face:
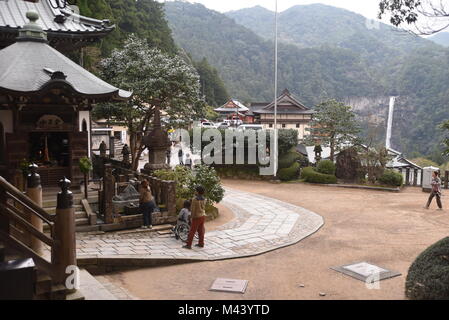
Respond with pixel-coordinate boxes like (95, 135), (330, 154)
(345, 95), (420, 153)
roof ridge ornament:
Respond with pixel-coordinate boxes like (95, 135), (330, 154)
(17, 11), (48, 43)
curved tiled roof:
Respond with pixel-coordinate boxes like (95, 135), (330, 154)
(0, 40), (131, 100)
(0, 0), (113, 34)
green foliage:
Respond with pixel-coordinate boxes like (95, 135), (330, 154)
(441, 120), (449, 157)
(358, 146), (391, 184)
(306, 99), (360, 161)
(406, 237), (449, 300)
(277, 130), (299, 155)
(96, 35), (205, 169)
(164, 2), (380, 105)
(75, 0), (177, 56)
(79, 157), (93, 174)
(278, 162), (300, 181)
(193, 58), (230, 107)
(165, 2), (449, 159)
(278, 151), (303, 169)
(190, 165), (225, 205)
(378, 169), (403, 187)
(301, 167), (337, 184)
(316, 160), (336, 175)
(154, 165), (224, 205)
(19, 159), (31, 176)
(153, 166), (192, 200)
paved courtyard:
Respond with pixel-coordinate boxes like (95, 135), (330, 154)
(74, 188), (324, 262)
(103, 180), (448, 300)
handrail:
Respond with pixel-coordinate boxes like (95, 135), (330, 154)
(0, 176), (54, 223)
(3, 204), (54, 247)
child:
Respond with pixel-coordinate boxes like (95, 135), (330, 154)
(183, 185), (206, 249)
(173, 200), (191, 239)
(425, 171), (443, 210)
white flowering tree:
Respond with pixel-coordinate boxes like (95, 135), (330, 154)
(95, 35), (206, 170)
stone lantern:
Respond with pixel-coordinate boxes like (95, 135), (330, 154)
(314, 144), (323, 163)
(142, 105), (171, 174)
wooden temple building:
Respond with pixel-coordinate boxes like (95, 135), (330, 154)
(250, 89), (315, 140)
(0, 0), (114, 52)
(0, 3), (130, 187)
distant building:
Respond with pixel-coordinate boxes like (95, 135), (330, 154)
(250, 89), (315, 140)
(214, 99), (254, 123)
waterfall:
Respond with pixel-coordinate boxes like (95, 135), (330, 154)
(385, 96), (396, 150)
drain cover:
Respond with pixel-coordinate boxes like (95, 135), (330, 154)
(210, 278), (248, 294)
(331, 262), (401, 282)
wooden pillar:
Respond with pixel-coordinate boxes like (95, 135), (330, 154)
(26, 164), (43, 255)
(413, 169), (418, 187)
(405, 168), (410, 186)
(421, 169), (424, 186)
(52, 178), (76, 288)
(103, 164), (114, 224)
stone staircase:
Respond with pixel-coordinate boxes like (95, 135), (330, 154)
(0, 242), (84, 300)
(42, 189), (99, 233)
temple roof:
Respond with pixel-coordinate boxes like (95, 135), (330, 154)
(0, 12), (131, 101)
(214, 99), (249, 113)
(250, 89), (315, 115)
(0, 0), (114, 51)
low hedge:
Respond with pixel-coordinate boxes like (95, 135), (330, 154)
(406, 237), (449, 300)
(279, 151), (303, 169)
(301, 167), (337, 184)
(378, 169), (403, 187)
(317, 160), (336, 175)
(278, 162), (300, 181)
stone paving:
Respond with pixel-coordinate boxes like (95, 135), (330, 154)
(74, 188), (324, 262)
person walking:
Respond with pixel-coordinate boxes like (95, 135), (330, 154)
(139, 180), (155, 229)
(183, 185), (206, 249)
(425, 171), (443, 210)
(178, 147), (184, 165)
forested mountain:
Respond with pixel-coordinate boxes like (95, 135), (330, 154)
(164, 1), (380, 106)
(164, 1), (449, 160)
(429, 32), (449, 47)
(74, 0), (228, 106)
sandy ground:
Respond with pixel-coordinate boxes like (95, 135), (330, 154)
(104, 180), (448, 300)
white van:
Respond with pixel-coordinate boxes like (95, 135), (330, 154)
(237, 124), (264, 131)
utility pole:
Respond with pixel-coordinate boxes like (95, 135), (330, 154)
(273, 0), (279, 177)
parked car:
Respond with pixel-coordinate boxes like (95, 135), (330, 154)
(200, 121), (216, 128)
(216, 122), (230, 130)
(237, 124), (264, 131)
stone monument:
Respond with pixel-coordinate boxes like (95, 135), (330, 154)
(142, 105), (171, 174)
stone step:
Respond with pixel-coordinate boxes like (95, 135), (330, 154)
(43, 195), (98, 208)
(44, 205), (83, 214)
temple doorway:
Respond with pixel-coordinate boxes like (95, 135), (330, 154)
(29, 132), (70, 186)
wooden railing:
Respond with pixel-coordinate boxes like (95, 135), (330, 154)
(0, 174), (76, 286)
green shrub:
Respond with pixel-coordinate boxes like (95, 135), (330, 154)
(278, 162), (300, 181)
(279, 151), (302, 169)
(301, 167), (337, 184)
(406, 237), (449, 300)
(317, 160), (336, 175)
(378, 169), (403, 186)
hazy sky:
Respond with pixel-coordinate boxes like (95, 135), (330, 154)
(161, 0), (384, 20)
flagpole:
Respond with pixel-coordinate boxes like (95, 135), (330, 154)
(273, 0), (278, 177)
